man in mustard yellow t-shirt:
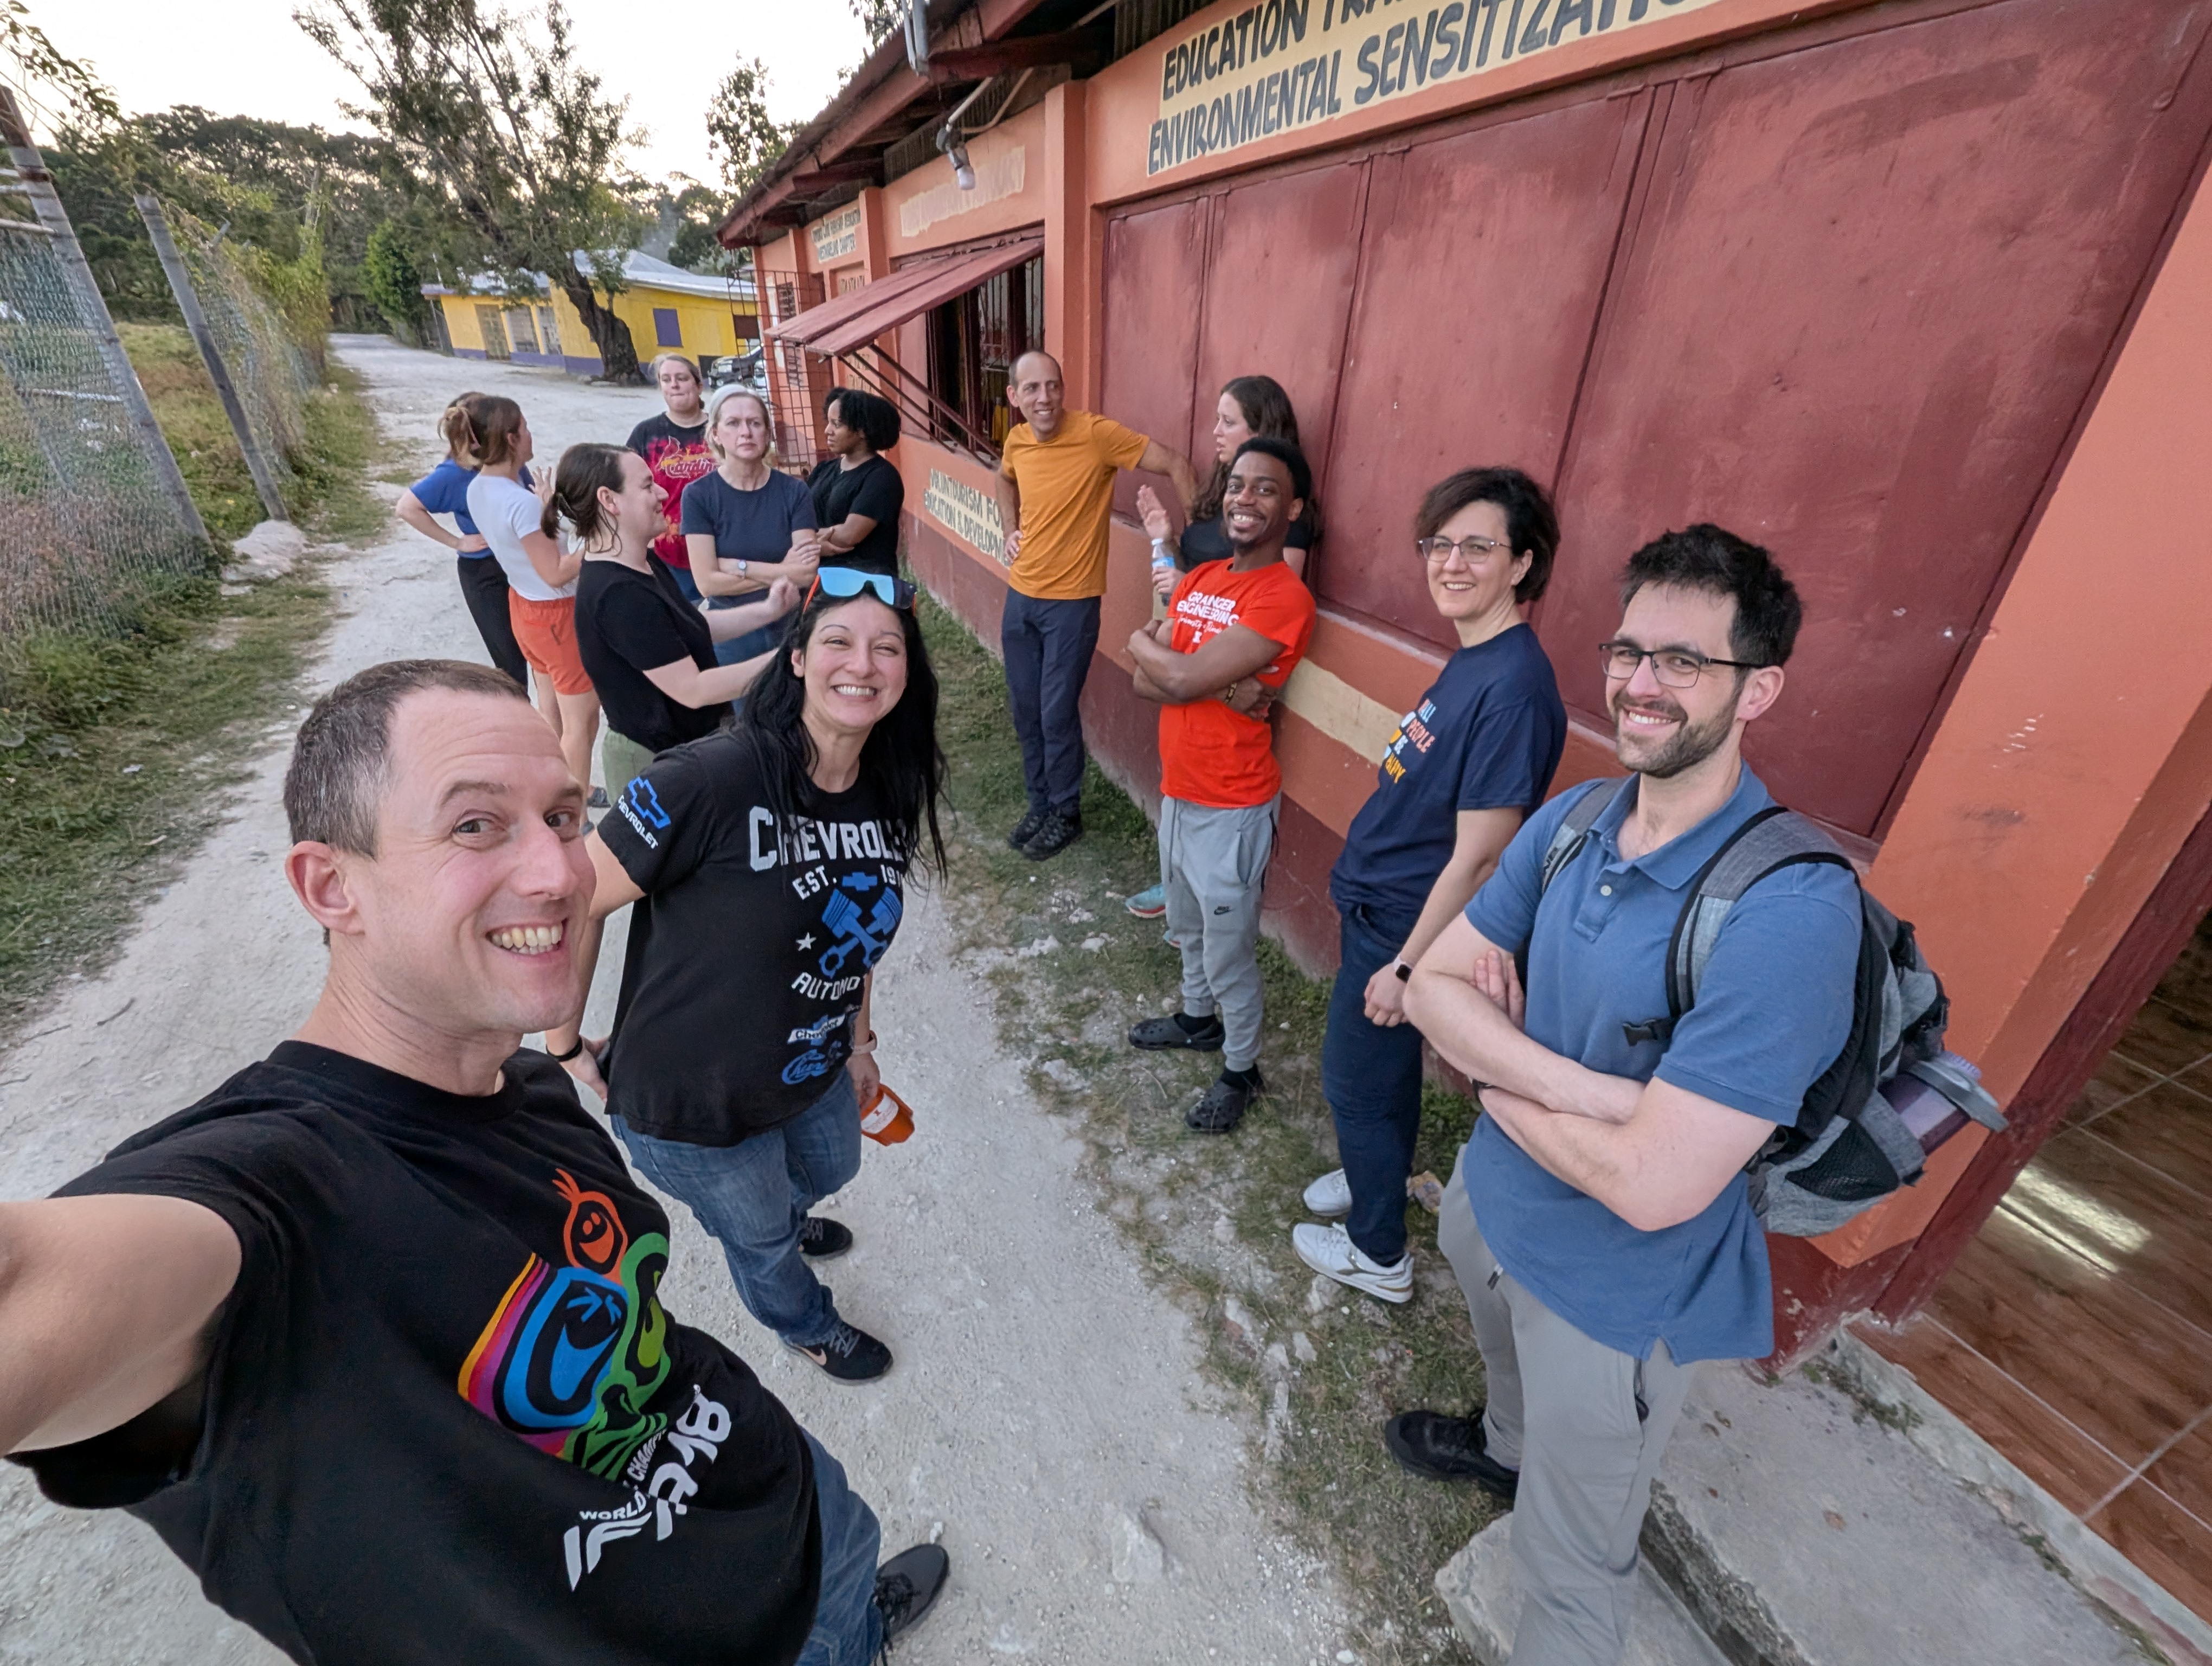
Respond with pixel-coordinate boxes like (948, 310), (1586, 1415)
(993, 351), (1196, 860)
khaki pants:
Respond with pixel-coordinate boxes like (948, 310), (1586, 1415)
(600, 729), (657, 803)
(1437, 1150), (1700, 1666)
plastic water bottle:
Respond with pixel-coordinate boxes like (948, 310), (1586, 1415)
(1150, 539), (1175, 621)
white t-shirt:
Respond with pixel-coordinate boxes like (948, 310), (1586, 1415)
(465, 473), (574, 601)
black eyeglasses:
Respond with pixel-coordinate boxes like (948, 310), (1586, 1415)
(1598, 640), (1765, 688)
(807, 568), (916, 611)
(1416, 534), (1510, 564)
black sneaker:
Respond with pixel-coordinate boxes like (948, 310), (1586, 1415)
(1186, 1067), (1264, 1133)
(873, 1542), (950, 1652)
(785, 1321), (892, 1384)
(1128, 1011), (1225, 1053)
(588, 785), (610, 809)
(798, 1215), (853, 1260)
(1023, 809), (1083, 860)
(1007, 809), (1046, 850)
(1385, 1406), (1520, 1502)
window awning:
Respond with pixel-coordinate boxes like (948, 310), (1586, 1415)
(768, 232), (1044, 361)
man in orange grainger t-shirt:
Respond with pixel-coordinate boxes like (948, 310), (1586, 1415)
(1124, 438), (1319, 1135)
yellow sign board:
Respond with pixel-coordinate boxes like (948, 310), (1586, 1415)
(1148, 0), (1723, 175)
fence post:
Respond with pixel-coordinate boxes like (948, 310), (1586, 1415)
(132, 192), (290, 524)
(0, 87), (212, 548)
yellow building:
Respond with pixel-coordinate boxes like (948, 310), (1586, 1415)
(423, 252), (758, 377)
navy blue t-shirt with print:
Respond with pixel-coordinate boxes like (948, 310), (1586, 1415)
(1329, 623), (1566, 931)
(1459, 767), (1861, 1363)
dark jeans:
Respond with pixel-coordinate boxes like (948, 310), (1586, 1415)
(612, 1072), (861, 1349)
(456, 553), (528, 688)
(1000, 589), (1100, 817)
(1322, 904), (1429, 1264)
(795, 1429), (884, 1666)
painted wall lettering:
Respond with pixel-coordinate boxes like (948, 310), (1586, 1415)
(1146, 0), (1720, 174)
(922, 468), (1006, 563)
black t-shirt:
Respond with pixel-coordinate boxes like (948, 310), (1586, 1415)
(599, 729), (910, 1145)
(805, 455), (904, 575)
(11, 1043), (817, 1666)
(576, 556), (726, 753)
(1178, 504), (1316, 570)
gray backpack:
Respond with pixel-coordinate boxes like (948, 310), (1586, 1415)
(1535, 778), (2004, 1235)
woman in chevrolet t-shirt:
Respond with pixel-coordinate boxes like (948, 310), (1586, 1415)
(551, 568), (947, 1387)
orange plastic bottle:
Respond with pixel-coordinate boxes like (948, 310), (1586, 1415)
(859, 1082), (916, 1145)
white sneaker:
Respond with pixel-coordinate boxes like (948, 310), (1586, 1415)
(1302, 1168), (1352, 1216)
(1293, 1221), (1412, 1304)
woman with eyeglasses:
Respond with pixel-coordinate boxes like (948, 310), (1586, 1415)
(554, 443), (797, 800)
(549, 565), (946, 1387)
(1291, 467), (1567, 1309)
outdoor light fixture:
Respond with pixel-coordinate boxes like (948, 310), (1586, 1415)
(949, 143), (976, 190)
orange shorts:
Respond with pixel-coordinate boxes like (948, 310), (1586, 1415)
(507, 593), (593, 696)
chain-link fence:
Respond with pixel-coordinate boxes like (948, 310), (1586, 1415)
(162, 201), (319, 504)
(0, 217), (209, 639)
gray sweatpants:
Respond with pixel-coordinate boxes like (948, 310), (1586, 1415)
(1159, 793), (1278, 1072)
(1437, 1150), (1699, 1666)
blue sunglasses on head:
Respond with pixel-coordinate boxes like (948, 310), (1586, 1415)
(807, 567), (916, 611)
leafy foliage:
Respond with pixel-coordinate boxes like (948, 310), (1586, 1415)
(0, 0), (119, 127)
(48, 107), (430, 331)
(705, 54), (801, 198)
(362, 221), (428, 331)
(850, 0), (902, 47)
(295, 0), (651, 377)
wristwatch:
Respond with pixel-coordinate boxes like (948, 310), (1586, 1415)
(735, 559), (750, 578)
(1393, 960), (1413, 983)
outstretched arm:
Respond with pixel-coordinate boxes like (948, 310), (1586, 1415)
(1, 1194), (240, 1455)
(1137, 439), (1199, 520)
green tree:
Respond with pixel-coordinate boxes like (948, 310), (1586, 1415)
(0, 0), (120, 127)
(705, 55), (799, 199)
(296, 0), (652, 380)
(363, 221), (427, 336)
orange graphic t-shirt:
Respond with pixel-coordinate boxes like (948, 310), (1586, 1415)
(1157, 559), (1317, 809)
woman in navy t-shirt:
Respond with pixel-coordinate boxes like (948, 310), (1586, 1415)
(683, 386), (819, 669)
(394, 393), (529, 688)
(1292, 468), (1567, 1306)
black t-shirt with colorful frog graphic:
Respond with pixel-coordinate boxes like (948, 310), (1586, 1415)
(10, 1042), (819, 1665)
(597, 727), (911, 1146)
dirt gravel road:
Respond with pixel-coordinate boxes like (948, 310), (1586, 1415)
(0, 337), (1347, 1666)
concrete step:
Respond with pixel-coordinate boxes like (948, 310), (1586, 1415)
(1437, 1513), (1729, 1666)
(1640, 1359), (2151, 1666)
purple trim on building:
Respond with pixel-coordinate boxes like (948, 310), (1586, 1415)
(453, 346), (489, 360)
(563, 355), (605, 376)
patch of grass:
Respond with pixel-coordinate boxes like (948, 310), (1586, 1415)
(115, 322), (383, 542)
(919, 593), (1493, 1663)
(0, 570), (329, 1029)
(0, 326), (374, 1033)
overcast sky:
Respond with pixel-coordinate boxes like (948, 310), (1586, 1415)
(33, 0), (870, 189)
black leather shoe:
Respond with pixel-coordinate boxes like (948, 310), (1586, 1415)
(1007, 810), (1046, 849)
(1128, 1013), (1225, 1052)
(874, 1542), (950, 1649)
(1385, 1406), (1520, 1502)
(1186, 1067), (1264, 1133)
(1023, 810), (1083, 860)
(797, 1215), (852, 1260)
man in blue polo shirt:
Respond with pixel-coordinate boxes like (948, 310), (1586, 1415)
(1393, 526), (1860, 1666)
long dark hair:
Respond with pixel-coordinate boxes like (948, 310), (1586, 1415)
(1192, 375), (1321, 534)
(544, 443), (628, 547)
(736, 591), (947, 878)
